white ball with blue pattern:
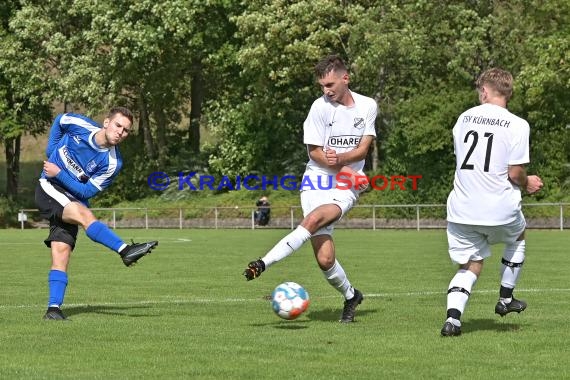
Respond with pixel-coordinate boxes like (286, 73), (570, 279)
(271, 281), (310, 320)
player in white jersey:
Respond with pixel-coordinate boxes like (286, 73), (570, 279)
(441, 68), (543, 336)
(243, 55), (377, 323)
(35, 107), (158, 321)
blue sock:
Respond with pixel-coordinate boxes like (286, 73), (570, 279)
(85, 221), (125, 252)
(48, 270), (68, 308)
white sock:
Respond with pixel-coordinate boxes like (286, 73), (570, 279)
(446, 269), (478, 315)
(500, 240), (525, 288)
(261, 226), (311, 267)
(323, 259), (354, 299)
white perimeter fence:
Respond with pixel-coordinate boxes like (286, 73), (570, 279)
(17, 203), (570, 231)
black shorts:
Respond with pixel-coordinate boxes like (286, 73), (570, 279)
(35, 179), (79, 250)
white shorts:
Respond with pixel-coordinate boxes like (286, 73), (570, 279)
(447, 211), (526, 265)
(300, 188), (358, 236)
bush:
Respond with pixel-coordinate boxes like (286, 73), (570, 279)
(0, 196), (21, 227)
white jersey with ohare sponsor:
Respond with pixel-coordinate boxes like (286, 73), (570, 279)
(303, 90), (377, 189)
(447, 103), (530, 225)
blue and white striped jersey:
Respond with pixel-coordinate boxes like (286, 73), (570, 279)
(41, 113), (123, 204)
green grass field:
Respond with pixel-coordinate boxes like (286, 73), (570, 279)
(0, 229), (568, 379)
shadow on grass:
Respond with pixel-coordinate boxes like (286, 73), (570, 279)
(250, 307), (376, 328)
(257, 294), (373, 323)
(274, 322), (310, 330)
(306, 307), (377, 322)
(463, 318), (522, 334)
(250, 318), (310, 329)
(63, 304), (155, 318)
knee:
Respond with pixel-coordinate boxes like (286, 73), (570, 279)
(301, 213), (322, 233)
(460, 261), (483, 277)
(51, 242), (72, 271)
(80, 210), (97, 229)
(65, 203), (97, 229)
(318, 256), (335, 270)
(315, 247), (336, 270)
(503, 240), (525, 262)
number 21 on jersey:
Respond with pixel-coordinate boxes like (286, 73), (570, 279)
(460, 130), (494, 172)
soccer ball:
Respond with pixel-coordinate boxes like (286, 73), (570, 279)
(271, 282), (310, 320)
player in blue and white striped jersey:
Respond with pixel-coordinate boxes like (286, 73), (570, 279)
(35, 107), (158, 320)
(42, 112), (123, 204)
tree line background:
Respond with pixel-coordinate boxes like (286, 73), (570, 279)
(1, 0), (569, 214)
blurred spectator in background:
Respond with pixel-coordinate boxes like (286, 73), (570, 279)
(254, 196), (271, 226)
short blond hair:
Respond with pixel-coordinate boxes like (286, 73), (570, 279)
(476, 68), (513, 101)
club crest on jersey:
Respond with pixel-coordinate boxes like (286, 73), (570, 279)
(354, 118), (365, 129)
(72, 135), (81, 144)
(86, 160), (97, 173)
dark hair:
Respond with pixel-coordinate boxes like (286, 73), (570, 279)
(107, 106), (134, 124)
(314, 54), (348, 79)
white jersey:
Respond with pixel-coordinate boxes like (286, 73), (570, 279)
(447, 103), (530, 225)
(303, 90), (377, 188)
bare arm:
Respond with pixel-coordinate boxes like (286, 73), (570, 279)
(307, 135), (375, 170)
(508, 164), (543, 194)
(308, 135), (375, 191)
